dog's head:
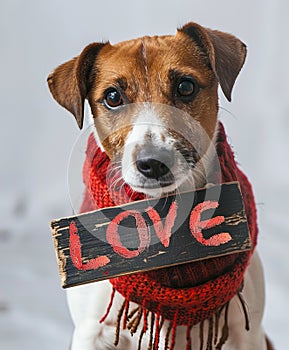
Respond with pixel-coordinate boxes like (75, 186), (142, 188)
(48, 22), (246, 196)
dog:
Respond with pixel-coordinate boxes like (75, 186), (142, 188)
(48, 22), (273, 350)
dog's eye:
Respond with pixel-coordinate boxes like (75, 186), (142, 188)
(175, 77), (199, 102)
(104, 88), (123, 109)
(178, 80), (195, 96)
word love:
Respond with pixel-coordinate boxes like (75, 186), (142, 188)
(51, 182), (251, 288)
(70, 200), (231, 269)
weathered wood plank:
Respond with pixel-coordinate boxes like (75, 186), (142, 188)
(50, 182), (251, 288)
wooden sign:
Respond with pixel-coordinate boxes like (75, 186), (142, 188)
(51, 182), (251, 288)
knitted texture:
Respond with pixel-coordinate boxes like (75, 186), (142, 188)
(80, 122), (258, 332)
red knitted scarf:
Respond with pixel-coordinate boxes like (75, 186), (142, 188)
(80, 122), (258, 349)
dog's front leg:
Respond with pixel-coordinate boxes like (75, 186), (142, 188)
(225, 250), (267, 350)
(67, 280), (135, 350)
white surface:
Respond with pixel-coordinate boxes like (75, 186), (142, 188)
(0, 0), (288, 349)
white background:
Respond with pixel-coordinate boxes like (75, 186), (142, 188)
(0, 0), (288, 349)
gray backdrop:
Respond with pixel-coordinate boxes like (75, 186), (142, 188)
(0, 0), (288, 349)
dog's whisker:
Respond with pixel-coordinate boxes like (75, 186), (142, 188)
(219, 106), (237, 120)
(107, 176), (123, 193)
(107, 167), (122, 180)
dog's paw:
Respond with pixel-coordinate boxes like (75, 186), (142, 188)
(94, 324), (132, 350)
(71, 321), (134, 350)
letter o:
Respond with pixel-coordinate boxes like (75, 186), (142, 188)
(106, 210), (150, 258)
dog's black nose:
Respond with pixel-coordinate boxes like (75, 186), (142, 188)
(136, 148), (174, 179)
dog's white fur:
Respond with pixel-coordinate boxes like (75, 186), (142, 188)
(67, 106), (267, 349)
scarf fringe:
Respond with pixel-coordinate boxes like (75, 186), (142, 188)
(99, 286), (250, 349)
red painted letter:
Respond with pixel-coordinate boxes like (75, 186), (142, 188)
(106, 210), (150, 258)
(189, 201), (232, 246)
(146, 201), (178, 248)
(69, 221), (110, 270)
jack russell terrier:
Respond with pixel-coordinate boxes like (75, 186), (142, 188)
(48, 21), (273, 350)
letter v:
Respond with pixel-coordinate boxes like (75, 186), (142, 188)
(146, 201), (178, 248)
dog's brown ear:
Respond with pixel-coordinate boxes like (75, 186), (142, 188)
(47, 43), (105, 129)
(179, 22), (247, 101)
